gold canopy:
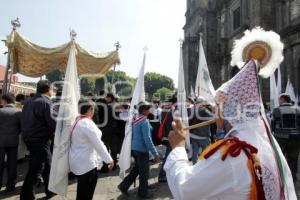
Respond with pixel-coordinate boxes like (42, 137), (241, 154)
(6, 31), (120, 77)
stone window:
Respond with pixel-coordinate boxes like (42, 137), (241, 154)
(233, 7), (241, 30)
(220, 12), (226, 38)
(290, 0), (300, 21)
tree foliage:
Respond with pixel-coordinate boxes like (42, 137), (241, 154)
(95, 70), (135, 97)
(80, 78), (95, 95)
(46, 70), (64, 83)
(45, 69), (175, 100)
(153, 87), (174, 102)
(46, 69), (95, 95)
(144, 72), (174, 99)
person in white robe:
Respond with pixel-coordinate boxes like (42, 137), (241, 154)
(164, 60), (296, 200)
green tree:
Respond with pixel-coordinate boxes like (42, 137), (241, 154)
(46, 69), (64, 82)
(153, 87), (174, 102)
(46, 69), (98, 95)
(95, 70), (135, 96)
(80, 78), (95, 95)
(144, 72), (174, 99)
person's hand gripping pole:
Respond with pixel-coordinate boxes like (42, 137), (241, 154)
(168, 118), (187, 149)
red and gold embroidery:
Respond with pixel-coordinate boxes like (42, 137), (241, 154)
(199, 137), (266, 200)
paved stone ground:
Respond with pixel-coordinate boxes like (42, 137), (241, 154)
(1, 156), (300, 200)
(0, 159), (172, 200)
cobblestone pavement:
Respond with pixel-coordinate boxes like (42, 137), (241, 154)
(0, 157), (300, 200)
(0, 159), (172, 200)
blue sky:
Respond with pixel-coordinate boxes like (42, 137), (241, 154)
(0, 0), (186, 84)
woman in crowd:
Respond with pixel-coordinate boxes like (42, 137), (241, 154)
(69, 99), (114, 200)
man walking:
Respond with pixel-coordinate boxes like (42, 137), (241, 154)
(189, 96), (214, 164)
(20, 80), (56, 200)
(271, 93), (300, 182)
(0, 93), (21, 192)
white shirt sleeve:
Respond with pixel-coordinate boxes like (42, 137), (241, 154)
(164, 147), (237, 200)
(84, 120), (113, 164)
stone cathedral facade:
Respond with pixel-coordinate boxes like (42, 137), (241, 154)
(183, 0), (300, 100)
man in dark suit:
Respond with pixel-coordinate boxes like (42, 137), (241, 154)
(0, 93), (21, 192)
(20, 80), (56, 200)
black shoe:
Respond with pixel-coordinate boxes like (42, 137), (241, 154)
(36, 176), (43, 187)
(118, 184), (129, 196)
(5, 186), (15, 192)
(99, 164), (109, 173)
(158, 177), (167, 183)
(112, 164), (119, 171)
(46, 191), (56, 199)
(148, 186), (158, 193)
(138, 192), (154, 199)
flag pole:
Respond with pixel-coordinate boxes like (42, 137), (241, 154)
(197, 33), (202, 97)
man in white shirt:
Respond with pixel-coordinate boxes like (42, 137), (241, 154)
(69, 99), (114, 200)
(164, 60), (296, 200)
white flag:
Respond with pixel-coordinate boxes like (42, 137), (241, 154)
(49, 43), (80, 196)
(195, 37), (215, 105)
(285, 78), (296, 103)
(270, 73), (279, 109)
(277, 66), (282, 95)
(177, 44), (190, 151)
(190, 85), (196, 99)
(119, 53), (146, 178)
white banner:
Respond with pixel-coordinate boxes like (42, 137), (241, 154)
(277, 67), (282, 95)
(177, 44), (191, 151)
(270, 73), (279, 109)
(195, 37), (215, 105)
(49, 43), (80, 196)
(119, 52), (146, 178)
(285, 78), (296, 103)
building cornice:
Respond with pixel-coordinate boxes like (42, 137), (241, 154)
(184, 7), (205, 30)
(279, 21), (300, 38)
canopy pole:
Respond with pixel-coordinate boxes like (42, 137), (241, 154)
(2, 51), (10, 95)
(7, 55), (13, 94)
(111, 41), (121, 93)
(2, 18), (21, 95)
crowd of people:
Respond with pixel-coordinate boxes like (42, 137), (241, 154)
(0, 77), (299, 199)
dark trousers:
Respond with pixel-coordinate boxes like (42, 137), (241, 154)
(102, 131), (123, 162)
(111, 134), (124, 162)
(276, 137), (300, 181)
(0, 147), (18, 189)
(158, 144), (171, 179)
(119, 150), (150, 196)
(20, 141), (52, 200)
(76, 168), (98, 200)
